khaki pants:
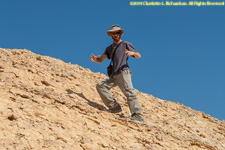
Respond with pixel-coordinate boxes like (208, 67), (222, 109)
(96, 70), (142, 116)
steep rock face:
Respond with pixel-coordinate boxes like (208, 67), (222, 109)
(0, 48), (224, 150)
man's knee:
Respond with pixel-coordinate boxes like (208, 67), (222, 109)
(96, 82), (102, 91)
(124, 88), (137, 101)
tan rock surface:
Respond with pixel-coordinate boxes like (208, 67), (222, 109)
(0, 48), (224, 150)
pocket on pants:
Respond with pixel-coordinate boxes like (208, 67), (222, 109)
(122, 71), (133, 89)
(122, 70), (132, 76)
(98, 78), (116, 89)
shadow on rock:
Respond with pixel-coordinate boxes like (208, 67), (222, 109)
(66, 89), (128, 118)
(66, 89), (107, 111)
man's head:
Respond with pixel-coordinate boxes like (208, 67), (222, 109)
(107, 25), (124, 42)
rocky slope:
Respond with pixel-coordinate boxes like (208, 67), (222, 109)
(0, 48), (224, 150)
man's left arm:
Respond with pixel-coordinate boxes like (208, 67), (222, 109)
(125, 49), (141, 58)
(125, 42), (141, 58)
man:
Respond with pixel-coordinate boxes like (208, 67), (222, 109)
(90, 25), (143, 122)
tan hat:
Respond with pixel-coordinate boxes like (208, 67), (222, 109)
(107, 25), (124, 36)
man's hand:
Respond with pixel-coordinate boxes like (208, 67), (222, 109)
(125, 49), (134, 57)
(125, 49), (141, 58)
(90, 53), (100, 62)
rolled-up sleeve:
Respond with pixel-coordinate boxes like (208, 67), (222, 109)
(103, 47), (110, 59)
(126, 42), (137, 52)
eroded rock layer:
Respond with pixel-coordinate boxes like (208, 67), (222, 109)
(0, 48), (224, 150)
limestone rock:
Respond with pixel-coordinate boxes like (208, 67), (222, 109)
(0, 48), (224, 150)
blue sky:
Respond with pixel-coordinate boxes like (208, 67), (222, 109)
(1, 0), (224, 121)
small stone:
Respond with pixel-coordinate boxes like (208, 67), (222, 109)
(81, 143), (99, 150)
(8, 114), (17, 121)
(101, 141), (109, 148)
(156, 134), (163, 141)
(81, 138), (91, 144)
(41, 80), (51, 86)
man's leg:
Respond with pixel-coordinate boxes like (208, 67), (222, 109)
(114, 70), (142, 116)
(96, 77), (120, 109)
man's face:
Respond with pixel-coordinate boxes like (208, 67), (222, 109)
(110, 31), (121, 42)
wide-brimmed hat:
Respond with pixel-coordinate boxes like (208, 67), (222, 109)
(107, 25), (124, 36)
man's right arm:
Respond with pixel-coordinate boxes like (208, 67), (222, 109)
(90, 53), (107, 64)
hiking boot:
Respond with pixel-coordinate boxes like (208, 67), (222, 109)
(108, 104), (122, 113)
(131, 113), (144, 122)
